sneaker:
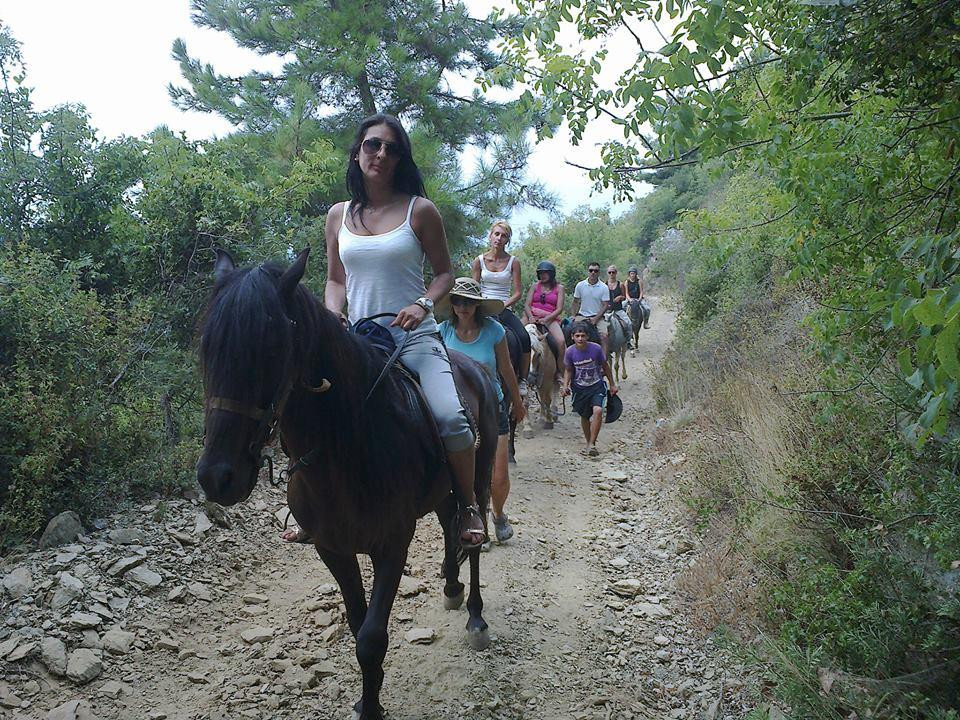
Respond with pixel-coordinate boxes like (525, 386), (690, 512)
(492, 514), (514, 543)
(518, 379), (529, 398)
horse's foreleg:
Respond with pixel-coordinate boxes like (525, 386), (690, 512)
(620, 350), (628, 380)
(436, 495), (464, 609)
(315, 548), (367, 639)
(354, 543), (410, 720)
(465, 547), (489, 650)
(542, 380), (555, 428)
(521, 390), (534, 439)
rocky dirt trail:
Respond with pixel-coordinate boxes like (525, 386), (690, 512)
(2, 303), (759, 720)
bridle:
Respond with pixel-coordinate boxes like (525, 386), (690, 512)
(202, 316), (331, 485)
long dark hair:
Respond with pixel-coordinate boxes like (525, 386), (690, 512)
(346, 113), (426, 222)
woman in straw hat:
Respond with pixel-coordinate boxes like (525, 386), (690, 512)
(438, 278), (526, 544)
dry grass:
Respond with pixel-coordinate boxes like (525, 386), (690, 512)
(658, 297), (824, 639)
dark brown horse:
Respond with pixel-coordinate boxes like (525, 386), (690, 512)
(196, 248), (497, 720)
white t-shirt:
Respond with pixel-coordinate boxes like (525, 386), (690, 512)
(574, 280), (609, 317)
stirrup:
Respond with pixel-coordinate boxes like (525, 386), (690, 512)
(457, 504), (486, 550)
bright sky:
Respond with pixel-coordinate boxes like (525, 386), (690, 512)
(0, 0), (650, 234)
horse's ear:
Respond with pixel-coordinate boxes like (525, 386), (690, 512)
(213, 248), (236, 283)
(279, 247), (310, 303)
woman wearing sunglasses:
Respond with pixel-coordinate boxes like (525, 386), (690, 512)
(438, 278), (526, 545)
(523, 260), (566, 378)
(323, 113), (485, 549)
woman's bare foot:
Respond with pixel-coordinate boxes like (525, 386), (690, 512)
(281, 527), (311, 543)
(458, 505), (486, 549)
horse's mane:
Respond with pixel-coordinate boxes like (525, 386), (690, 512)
(200, 263), (297, 403)
(200, 261), (437, 519)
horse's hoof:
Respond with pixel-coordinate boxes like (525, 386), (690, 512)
(466, 626), (490, 651)
(543, 421), (554, 430)
(353, 700), (385, 720)
(443, 589), (465, 610)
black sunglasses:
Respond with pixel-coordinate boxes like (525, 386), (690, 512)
(450, 296), (479, 307)
(361, 137), (402, 157)
(588, 268), (600, 273)
(608, 270), (617, 274)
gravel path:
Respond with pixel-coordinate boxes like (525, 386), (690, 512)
(1, 302), (759, 720)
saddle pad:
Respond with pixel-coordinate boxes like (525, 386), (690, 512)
(391, 364), (445, 467)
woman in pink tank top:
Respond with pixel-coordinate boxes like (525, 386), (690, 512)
(523, 260), (566, 378)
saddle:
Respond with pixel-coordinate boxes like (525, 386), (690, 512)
(607, 311), (629, 336)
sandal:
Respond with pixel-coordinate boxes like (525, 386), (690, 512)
(457, 504), (486, 550)
(281, 527), (313, 544)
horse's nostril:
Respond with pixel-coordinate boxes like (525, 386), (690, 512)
(197, 461), (233, 501)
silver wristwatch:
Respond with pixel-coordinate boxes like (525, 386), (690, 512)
(414, 296), (434, 313)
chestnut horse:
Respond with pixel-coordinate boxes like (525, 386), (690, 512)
(196, 249), (497, 720)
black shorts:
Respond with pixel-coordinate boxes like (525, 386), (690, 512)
(572, 381), (607, 419)
(498, 397), (510, 436)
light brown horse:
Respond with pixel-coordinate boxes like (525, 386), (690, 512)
(520, 323), (560, 435)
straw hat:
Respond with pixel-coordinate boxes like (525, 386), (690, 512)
(436, 277), (504, 318)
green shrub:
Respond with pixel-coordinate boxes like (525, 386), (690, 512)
(0, 245), (200, 549)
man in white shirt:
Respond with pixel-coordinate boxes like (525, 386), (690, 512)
(571, 261), (611, 355)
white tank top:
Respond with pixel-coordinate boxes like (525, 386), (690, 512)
(338, 196), (437, 335)
(478, 254), (514, 301)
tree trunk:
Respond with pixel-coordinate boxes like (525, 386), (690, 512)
(357, 68), (378, 116)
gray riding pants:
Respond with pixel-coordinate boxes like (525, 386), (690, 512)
(393, 329), (475, 452)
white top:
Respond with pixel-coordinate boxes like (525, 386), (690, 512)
(338, 196), (437, 337)
(478, 254), (514, 302)
(574, 279), (609, 317)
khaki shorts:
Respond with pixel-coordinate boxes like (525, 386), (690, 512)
(575, 315), (608, 336)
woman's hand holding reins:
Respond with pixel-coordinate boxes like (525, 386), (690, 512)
(510, 400), (526, 424)
(392, 303), (428, 331)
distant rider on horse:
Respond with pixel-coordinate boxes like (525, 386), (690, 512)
(523, 260), (566, 381)
(606, 265), (633, 340)
(471, 220), (531, 398)
(571, 262), (610, 356)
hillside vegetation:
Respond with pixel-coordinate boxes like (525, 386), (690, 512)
(507, 0), (960, 715)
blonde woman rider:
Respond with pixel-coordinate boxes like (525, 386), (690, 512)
(471, 220), (531, 397)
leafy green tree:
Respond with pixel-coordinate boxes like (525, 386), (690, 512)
(172, 0), (515, 141)
(504, 0), (960, 440)
(169, 0), (553, 237)
(0, 24), (39, 244)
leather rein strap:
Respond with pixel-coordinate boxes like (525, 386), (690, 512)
(206, 397), (267, 422)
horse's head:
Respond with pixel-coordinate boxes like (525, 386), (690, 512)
(196, 248), (309, 505)
(524, 323), (544, 357)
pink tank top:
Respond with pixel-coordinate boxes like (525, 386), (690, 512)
(530, 281), (559, 314)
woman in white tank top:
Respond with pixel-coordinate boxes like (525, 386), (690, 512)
(323, 114), (485, 549)
(470, 220), (531, 391)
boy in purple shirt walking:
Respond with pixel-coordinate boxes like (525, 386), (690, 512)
(561, 322), (619, 456)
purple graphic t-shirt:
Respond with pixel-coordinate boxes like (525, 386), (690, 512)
(564, 341), (606, 390)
